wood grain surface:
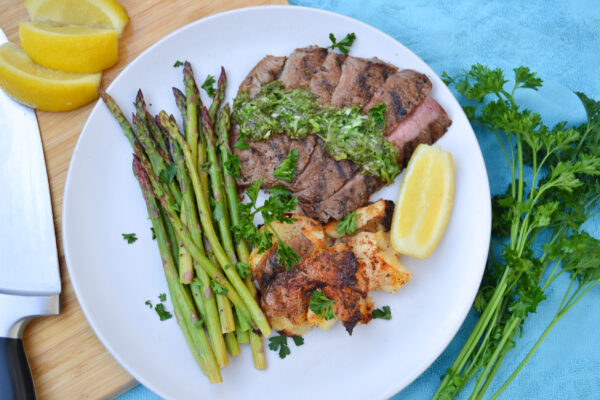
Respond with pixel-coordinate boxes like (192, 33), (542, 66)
(1, 1), (287, 398)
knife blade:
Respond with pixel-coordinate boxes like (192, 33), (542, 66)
(0, 27), (61, 400)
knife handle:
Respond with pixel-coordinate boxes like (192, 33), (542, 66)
(0, 337), (36, 400)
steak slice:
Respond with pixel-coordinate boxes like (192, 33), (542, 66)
(239, 55), (287, 98)
(300, 172), (383, 222)
(278, 46), (329, 90)
(330, 56), (398, 108)
(309, 51), (347, 104)
(365, 70), (432, 134)
(231, 129), (318, 189)
(292, 139), (358, 202)
(387, 96), (452, 167)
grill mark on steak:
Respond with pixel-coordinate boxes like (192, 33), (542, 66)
(331, 57), (398, 108)
(365, 70), (432, 134)
(278, 46), (329, 90)
(309, 52), (347, 104)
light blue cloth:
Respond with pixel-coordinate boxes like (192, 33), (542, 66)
(119, 1), (600, 398)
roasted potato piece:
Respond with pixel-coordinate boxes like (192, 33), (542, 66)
(346, 231), (412, 293)
(324, 199), (394, 239)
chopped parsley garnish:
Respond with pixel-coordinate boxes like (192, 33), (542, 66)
(268, 334), (304, 359)
(210, 280), (228, 295)
(154, 303), (173, 321)
(158, 293), (167, 302)
(235, 262), (251, 279)
(145, 300), (152, 308)
(336, 210), (359, 235)
(173, 60), (184, 67)
(273, 148), (298, 182)
(309, 290), (335, 320)
(233, 179), (301, 271)
(224, 152), (242, 178)
(122, 233), (137, 244)
(372, 305), (392, 320)
(328, 32), (356, 54)
(369, 103), (387, 127)
(158, 164), (177, 184)
(201, 75), (217, 97)
(151, 227), (156, 240)
(233, 82), (399, 183)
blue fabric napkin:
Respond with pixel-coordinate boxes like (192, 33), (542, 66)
(119, 1), (599, 398)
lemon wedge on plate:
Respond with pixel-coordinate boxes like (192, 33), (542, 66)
(24, 0), (129, 37)
(19, 21), (118, 73)
(0, 43), (101, 111)
(390, 144), (454, 258)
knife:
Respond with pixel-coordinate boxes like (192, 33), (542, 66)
(0, 28), (61, 400)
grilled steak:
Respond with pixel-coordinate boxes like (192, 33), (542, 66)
(330, 56), (398, 108)
(239, 55), (287, 98)
(279, 46), (329, 89)
(234, 46), (452, 223)
(365, 69), (432, 134)
(309, 51), (347, 104)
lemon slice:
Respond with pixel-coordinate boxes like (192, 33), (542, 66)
(24, 0), (129, 37)
(390, 144), (454, 258)
(19, 21), (118, 73)
(0, 43), (101, 112)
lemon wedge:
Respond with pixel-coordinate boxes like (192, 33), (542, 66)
(19, 21), (118, 73)
(390, 144), (454, 258)
(24, 0), (129, 37)
(0, 43), (101, 112)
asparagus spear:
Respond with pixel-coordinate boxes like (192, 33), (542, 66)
(157, 111), (271, 338)
(216, 105), (266, 369)
(208, 67), (226, 122)
(183, 62), (201, 168)
(172, 138), (229, 367)
(132, 156), (221, 383)
(134, 90), (171, 163)
(225, 332), (240, 357)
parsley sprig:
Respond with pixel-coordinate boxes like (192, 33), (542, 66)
(434, 65), (600, 400)
(328, 32), (356, 54)
(268, 334), (304, 359)
(122, 233), (137, 244)
(273, 148), (298, 182)
(336, 210), (359, 235)
(201, 75), (217, 97)
(233, 179), (301, 271)
(309, 290), (335, 320)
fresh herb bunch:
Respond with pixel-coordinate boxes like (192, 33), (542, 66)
(434, 64), (600, 399)
(233, 179), (301, 271)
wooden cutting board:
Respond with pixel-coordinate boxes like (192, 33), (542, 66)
(0, 1), (287, 398)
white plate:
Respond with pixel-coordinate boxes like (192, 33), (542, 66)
(63, 6), (491, 400)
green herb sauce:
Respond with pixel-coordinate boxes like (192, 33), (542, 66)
(232, 82), (400, 183)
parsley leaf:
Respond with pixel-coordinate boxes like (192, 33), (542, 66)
(210, 280), (228, 295)
(145, 300), (152, 308)
(122, 233), (137, 244)
(372, 305), (392, 320)
(213, 202), (225, 223)
(336, 210), (359, 235)
(201, 75), (216, 97)
(273, 148), (298, 182)
(235, 262), (251, 279)
(173, 60), (184, 67)
(276, 237), (301, 271)
(224, 152), (242, 178)
(268, 335), (291, 359)
(158, 293), (167, 302)
(154, 303), (173, 321)
(292, 336), (304, 346)
(309, 290), (335, 320)
(151, 227), (156, 240)
(158, 164), (177, 184)
(269, 184), (291, 197)
(328, 32), (356, 54)
(233, 131), (250, 149)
